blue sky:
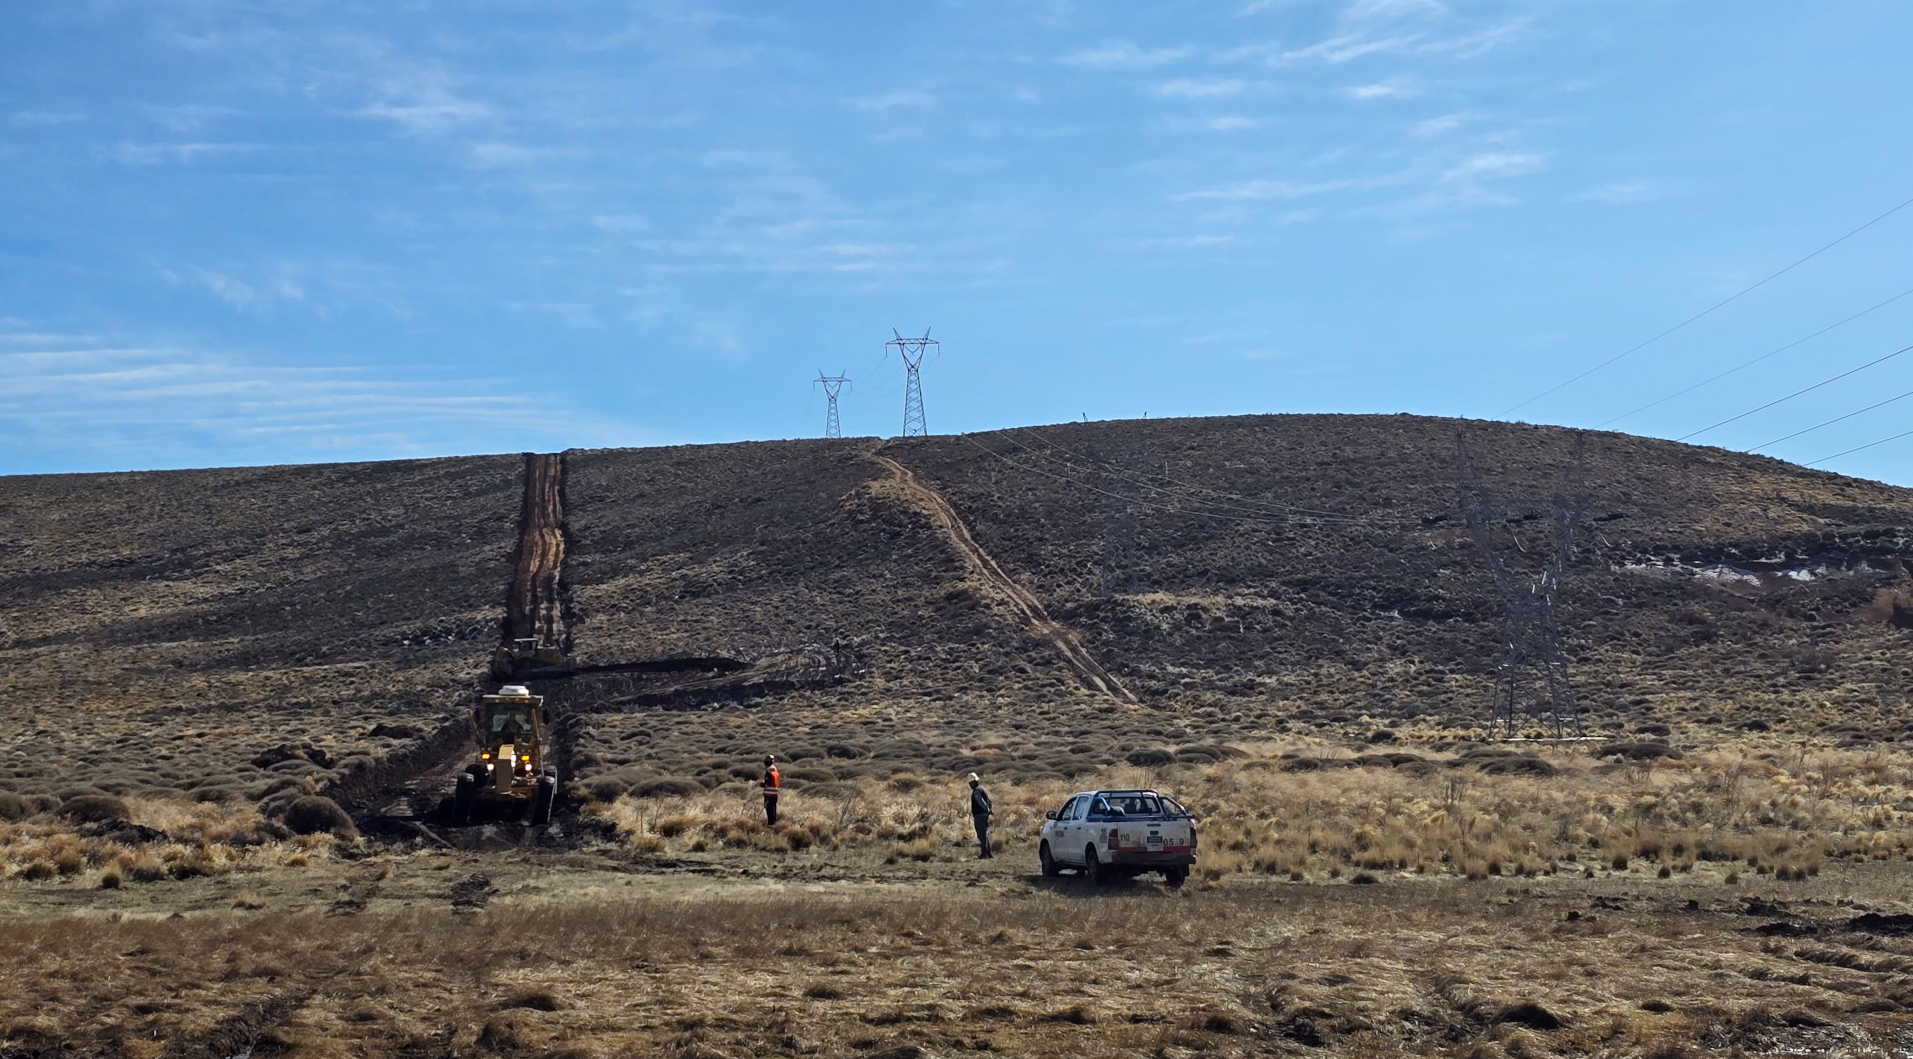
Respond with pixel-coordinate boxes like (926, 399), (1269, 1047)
(4, 1), (1913, 483)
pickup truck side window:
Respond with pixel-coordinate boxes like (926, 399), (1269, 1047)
(1067, 796), (1088, 821)
(1163, 796), (1190, 818)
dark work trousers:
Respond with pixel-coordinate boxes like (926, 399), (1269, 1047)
(972, 813), (992, 857)
(764, 795), (779, 827)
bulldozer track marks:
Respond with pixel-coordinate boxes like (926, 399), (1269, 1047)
(871, 452), (1139, 704)
(156, 984), (320, 1059)
(353, 453), (578, 840)
(507, 452), (569, 653)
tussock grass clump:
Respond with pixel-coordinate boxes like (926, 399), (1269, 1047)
(592, 736), (1913, 882)
(56, 794), (129, 824)
(0, 792), (31, 822)
(282, 795), (357, 839)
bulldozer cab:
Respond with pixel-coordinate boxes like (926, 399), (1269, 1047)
(484, 702), (537, 741)
(450, 684), (560, 826)
(475, 686), (543, 750)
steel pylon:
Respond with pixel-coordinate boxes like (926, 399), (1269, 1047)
(886, 329), (937, 437)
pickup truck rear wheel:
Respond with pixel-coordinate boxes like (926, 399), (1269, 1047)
(1083, 846), (1105, 886)
(1163, 866), (1188, 889)
(1039, 841), (1060, 877)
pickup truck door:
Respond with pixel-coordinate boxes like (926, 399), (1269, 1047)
(1057, 796), (1085, 864)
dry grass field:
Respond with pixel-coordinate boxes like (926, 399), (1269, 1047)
(3, 414), (1913, 1055)
(1, 837), (1911, 1058)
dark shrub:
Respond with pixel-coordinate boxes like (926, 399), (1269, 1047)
(635, 777), (704, 799)
(1478, 756), (1557, 777)
(57, 794), (131, 824)
(1601, 741), (1682, 762)
(0, 791), (31, 821)
(1126, 748), (1174, 767)
(283, 796), (357, 838)
(581, 775), (635, 802)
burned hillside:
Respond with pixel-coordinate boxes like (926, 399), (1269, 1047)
(1, 414), (1910, 808)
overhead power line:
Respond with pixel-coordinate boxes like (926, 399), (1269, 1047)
(1498, 193), (1913, 418)
(1595, 282), (1913, 428)
(1809, 427), (1913, 467)
(1677, 341), (1913, 442)
(1749, 385), (1913, 451)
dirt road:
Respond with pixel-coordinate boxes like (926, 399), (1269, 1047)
(873, 452), (1139, 704)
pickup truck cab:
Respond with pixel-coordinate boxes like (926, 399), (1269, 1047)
(1039, 788), (1196, 887)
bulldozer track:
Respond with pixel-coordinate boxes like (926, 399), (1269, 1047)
(872, 452), (1139, 704)
(351, 452), (580, 841)
(507, 451), (568, 652)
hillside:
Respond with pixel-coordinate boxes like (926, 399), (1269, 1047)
(2, 414), (1910, 808)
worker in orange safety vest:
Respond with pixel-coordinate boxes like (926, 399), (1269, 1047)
(761, 754), (781, 827)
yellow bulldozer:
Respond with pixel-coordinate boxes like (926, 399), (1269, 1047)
(450, 684), (559, 826)
(492, 636), (567, 680)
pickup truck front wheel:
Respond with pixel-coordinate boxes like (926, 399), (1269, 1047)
(1083, 846), (1105, 886)
(1039, 841), (1060, 877)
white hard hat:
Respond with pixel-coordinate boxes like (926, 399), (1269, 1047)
(967, 773), (980, 783)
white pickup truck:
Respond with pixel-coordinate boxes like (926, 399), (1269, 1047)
(1038, 788), (1197, 887)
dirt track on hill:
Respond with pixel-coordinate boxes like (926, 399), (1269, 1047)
(873, 450), (1138, 704)
(506, 452), (568, 652)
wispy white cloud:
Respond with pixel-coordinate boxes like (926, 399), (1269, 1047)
(1156, 78), (1248, 99)
(1343, 75), (1420, 100)
(1133, 234), (1236, 248)
(109, 141), (259, 166)
(10, 110), (85, 126)
(1168, 115), (1261, 133)
(592, 214), (650, 232)
(1062, 41), (1195, 69)
(1420, 19), (1530, 59)
(142, 103), (242, 132)
(1345, 0), (1446, 21)
(1571, 180), (1666, 204)
(1280, 33), (1422, 65)
(465, 141), (572, 169)
(1409, 110), (1475, 137)
(856, 90), (937, 111)
(0, 342), (631, 466)
(160, 267), (259, 310)
(352, 64), (492, 135)
(1175, 178), (1349, 202)
(1379, 150), (1547, 213)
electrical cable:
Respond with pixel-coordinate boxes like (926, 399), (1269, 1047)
(1595, 282), (1913, 428)
(1748, 385), (1913, 451)
(1676, 341), (1913, 442)
(1497, 193), (1913, 418)
(1808, 427), (1913, 467)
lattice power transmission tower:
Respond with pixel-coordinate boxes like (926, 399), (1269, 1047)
(886, 329), (938, 437)
(1457, 433), (1591, 739)
(815, 372), (850, 439)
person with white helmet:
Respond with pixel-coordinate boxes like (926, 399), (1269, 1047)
(761, 754), (781, 827)
(967, 772), (994, 859)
